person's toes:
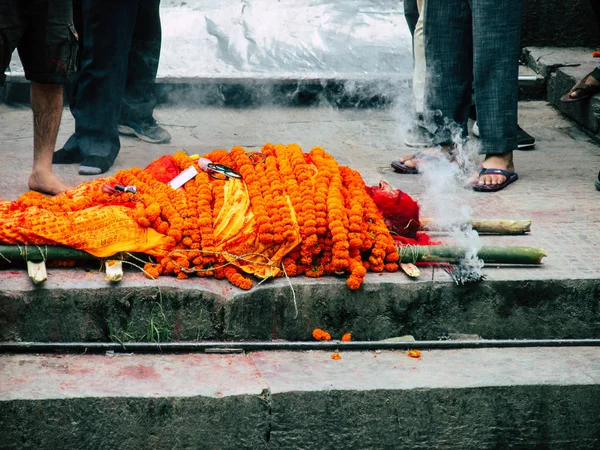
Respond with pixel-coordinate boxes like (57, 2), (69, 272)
(28, 172), (72, 196)
(400, 156), (418, 168)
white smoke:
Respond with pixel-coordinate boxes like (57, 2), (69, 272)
(416, 117), (486, 283)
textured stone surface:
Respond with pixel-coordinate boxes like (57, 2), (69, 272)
(1, 101), (600, 342)
(548, 64), (600, 135)
(522, 47), (592, 79)
(1, 274), (599, 342)
(1, 348), (599, 449)
(522, 0), (600, 48)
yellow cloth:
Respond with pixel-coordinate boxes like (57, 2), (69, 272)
(214, 179), (301, 278)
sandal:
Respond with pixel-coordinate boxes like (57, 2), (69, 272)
(560, 71), (600, 103)
(472, 167), (519, 192)
(391, 148), (454, 174)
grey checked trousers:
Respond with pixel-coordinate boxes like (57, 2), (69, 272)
(423, 0), (522, 154)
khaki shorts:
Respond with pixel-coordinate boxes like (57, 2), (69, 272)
(0, 0), (78, 85)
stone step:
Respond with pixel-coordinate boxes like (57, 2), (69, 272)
(1, 346), (598, 449)
(1, 69), (545, 107)
(1, 269), (598, 343)
(523, 46), (600, 141)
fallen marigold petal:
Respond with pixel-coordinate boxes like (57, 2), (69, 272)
(312, 328), (325, 340)
(331, 353), (341, 360)
(408, 349), (421, 358)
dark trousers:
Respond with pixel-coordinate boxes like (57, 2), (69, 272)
(66, 0), (161, 163)
(424, 0), (522, 154)
(404, 0), (419, 38)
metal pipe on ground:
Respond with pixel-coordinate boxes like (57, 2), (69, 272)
(1, 339), (599, 354)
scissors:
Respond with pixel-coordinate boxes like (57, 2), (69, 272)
(197, 158), (242, 180)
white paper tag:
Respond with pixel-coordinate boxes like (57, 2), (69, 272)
(168, 166), (198, 189)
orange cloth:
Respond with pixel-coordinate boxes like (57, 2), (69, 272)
(0, 203), (168, 257)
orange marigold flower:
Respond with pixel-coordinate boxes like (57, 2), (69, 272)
(341, 333), (351, 342)
(312, 328), (331, 341)
(408, 350), (421, 358)
(331, 353), (341, 360)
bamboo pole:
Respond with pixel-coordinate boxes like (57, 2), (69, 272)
(0, 244), (546, 267)
(0, 245), (101, 263)
(397, 245), (546, 265)
(420, 218), (531, 235)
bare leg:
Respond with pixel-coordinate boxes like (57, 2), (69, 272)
(29, 82), (72, 195)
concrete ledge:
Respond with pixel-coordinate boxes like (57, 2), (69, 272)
(1, 270), (599, 342)
(522, 47), (591, 79)
(1, 75), (409, 108)
(1, 69), (545, 106)
(522, 46), (600, 140)
(548, 64), (600, 137)
(1, 348), (598, 449)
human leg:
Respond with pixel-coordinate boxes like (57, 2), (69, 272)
(471, 0), (522, 189)
(403, 0), (433, 148)
(3, 0), (76, 194)
(118, 0), (170, 144)
(423, 0), (473, 145)
(403, 0), (419, 37)
(29, 82), (72, 194)
(394, 0), (472, 171)
(57, 0), (139, 175)
(412, 0), (426, 114)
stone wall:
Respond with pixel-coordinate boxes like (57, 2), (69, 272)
(522, 0), (600, 47)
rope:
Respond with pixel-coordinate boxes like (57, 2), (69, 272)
(0, 250), (11, 263)
(396, 243), (419, 264)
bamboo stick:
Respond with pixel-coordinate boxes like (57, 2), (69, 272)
(420, 218), (531, 235)
(0, 245), (101, 262)
(397, 245), (546, 265)
(0, 244), (546, 268)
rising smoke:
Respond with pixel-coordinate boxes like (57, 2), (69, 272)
(415, 118), (486, 283)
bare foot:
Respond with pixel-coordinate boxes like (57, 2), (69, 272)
(28, 170), (73, 195)
(472, 153), (515, 186)
(397, 145), (454, 169)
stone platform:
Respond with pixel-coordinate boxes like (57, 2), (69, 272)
(0, 100), (599, 342)
(1, 347), (599, 449)
(1, 65), (600, 449)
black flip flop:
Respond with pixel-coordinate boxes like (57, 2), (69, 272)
(472, 167), (519, 192)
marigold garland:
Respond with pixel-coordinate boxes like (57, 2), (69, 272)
(1, 144), (405, 290)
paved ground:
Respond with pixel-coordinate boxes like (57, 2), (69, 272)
(1, 347), (599, 449)
(1, 100), (599, 282)
(3, 347), (598, 400)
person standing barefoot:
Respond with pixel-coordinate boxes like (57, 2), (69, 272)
(1, 0), (76, 195)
